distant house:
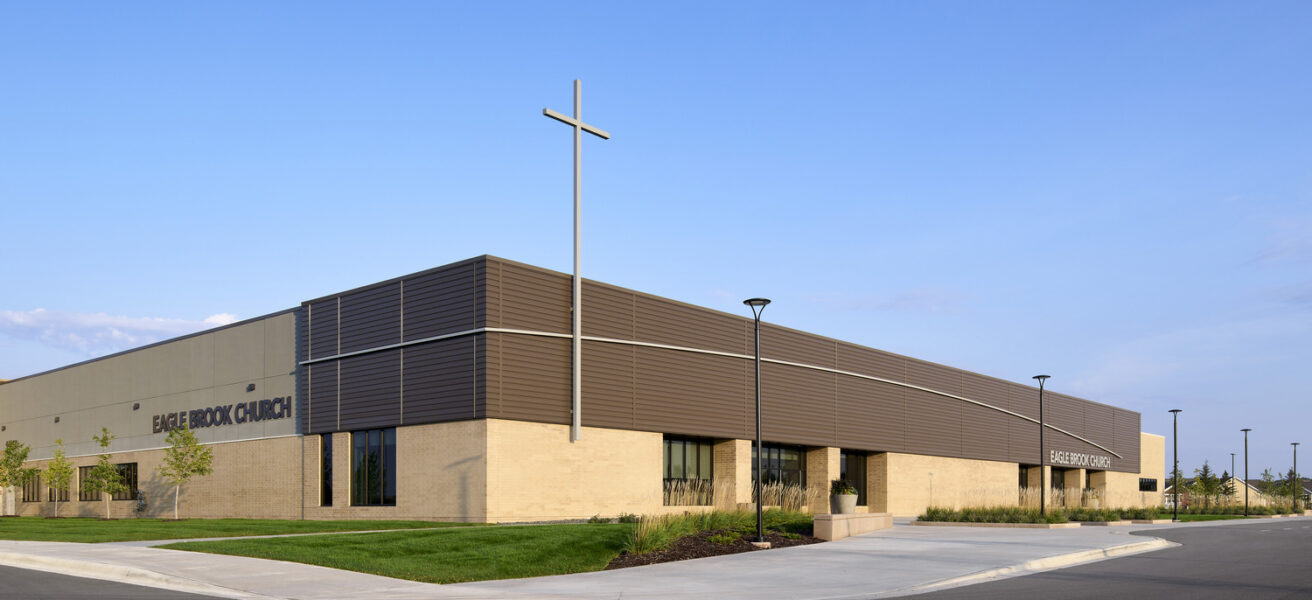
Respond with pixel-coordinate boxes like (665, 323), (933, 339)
(1164, 476), (1273, 509)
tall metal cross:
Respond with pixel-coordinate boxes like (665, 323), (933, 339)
(544, 79), (610, 443)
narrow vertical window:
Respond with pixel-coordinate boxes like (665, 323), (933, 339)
(662, 436), (713, 505)
(840, 450), (867, 506)
(351, 428), (396, 506)
(22, 474), (41, 503)
(320, 433), (333, 506)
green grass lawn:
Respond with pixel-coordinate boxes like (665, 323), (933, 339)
(161, 523), (633, 583)
(0, 517), (481, 543)
(1175, 514), (1251, 522)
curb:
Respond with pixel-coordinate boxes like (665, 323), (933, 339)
(0, 551), (279, 600)
(910, 521), (1080, 529)
(889, 538), (1175, 597)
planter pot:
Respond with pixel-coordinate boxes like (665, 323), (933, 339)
(830, 494), (858, 514)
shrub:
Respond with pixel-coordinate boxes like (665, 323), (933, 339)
(830, 479), (858, 496)
(617, 512), (639, 523)
(918, 506), (1064, 524)
(622, 508), (810, 555)
(587, 514), (611, 524)
(707, 532), (737, 545)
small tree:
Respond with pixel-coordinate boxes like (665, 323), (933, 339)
(0, 440), (38, 516)
(1220, 469), (1235, 499)
(157, 424), (213, 520)
(1191, 461), (1221, 508)
(43, 439), (74, 518)
(82, 428), (127, 519)
(1258, 468), (1277, 496)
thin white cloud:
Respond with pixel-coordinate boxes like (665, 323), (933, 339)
(0, 309), (239, 357)
(1253, 213), (1312, 265)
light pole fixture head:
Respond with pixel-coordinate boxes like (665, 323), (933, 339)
(1169, 409), (1182, 414)
(743, 298), (771, 318)
(1242, 428), (1252, 433)
(1032, 374), (1050, 382)
(1294, 442), (1301, 447)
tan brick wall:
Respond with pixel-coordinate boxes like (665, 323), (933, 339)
(485, 419), (662, 522)
(880, 452), (1018, 517)
(301, 420), (487, 521)
(806, 447), (840, 513)
(713, 439), (752, 508)
(16, 436), (303, 519)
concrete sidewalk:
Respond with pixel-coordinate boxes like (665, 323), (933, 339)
(2, 518), (1283, 600)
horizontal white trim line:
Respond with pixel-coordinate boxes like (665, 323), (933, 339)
(26, 434), (302, 463)
(299, 326), (1123, 459)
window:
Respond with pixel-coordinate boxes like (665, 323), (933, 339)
(78, 463), (138, 501)
(840, 450), (867, 506)
(115, 463), (138, 501)
(1018, 465), (1032, 488)
(48, 485), (69, 503)
(753, 443), (806, 487)
(1139, 478), (1158, 492)
(320, 433), (333, 507)
(351, 428), (396, 506)
(1050, 469), (1065, 491)
(78, 466), (96, 501)
(22, 474), (41, 503)
(663, 436), (713, 505)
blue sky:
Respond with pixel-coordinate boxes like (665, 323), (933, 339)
(2, 2), (1309, 478)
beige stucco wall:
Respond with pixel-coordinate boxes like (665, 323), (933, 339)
(485, 419), (663, 522)
(15, 436), (302, 519)
(0, 312), (297, 461)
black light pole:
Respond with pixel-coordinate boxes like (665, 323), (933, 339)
(1169, 409), (1182, 522)
(1293, 442), (1300, 510)
(1242, 428), (1252, 517)
(744, 297), (770, 543)
(1033, 375), (1050, 515)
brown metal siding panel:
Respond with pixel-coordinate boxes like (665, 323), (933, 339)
(581, 341), (635, 430)
(498, 262), (571, 333)
(903, 389), (963, 458)
(307, 362), (339, 434)
(338, 350), (401, 430)
(474, 334), (488, 419)
(402, 337), (477, 424)
(1113, 409), (1141, 472)
(404, 263), (479, 341)
(633, 346), (749, 440)
(581, 284), (636, 340)
(339, 284), (401, 354)
(1045, 393), (1086, 440)
(763, 325), (837, 369)
(634, 295), (746, 355)
(484, 257), (503, 329)
(1084, 403), (1114, 452)
(1007, 385), (1040, 464)
(760, 363), (836, 447)
(308, 299), (339, 360)
(498, 333), (571, 425)
(961, 374), (1011, 462)
(835, 377), (905, 452)
(835, 343), (905, 382)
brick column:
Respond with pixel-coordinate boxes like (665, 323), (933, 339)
(713, 439), (753, 509)
(333, 432), (351, 508)
(1063, 468), (1085, 507)
(868, 453), (889, 513)
(806, 447), (841, 513)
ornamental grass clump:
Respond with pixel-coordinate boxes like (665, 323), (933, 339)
(919, 506), (1066, 524)
(622, 508), (810, 555)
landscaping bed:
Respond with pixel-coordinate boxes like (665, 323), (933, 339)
(0, 516), (480, 543)
(607, 527), (820, 569)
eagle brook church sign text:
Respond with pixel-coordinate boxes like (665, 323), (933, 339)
(152, 397), (292, 433)
(1049, 450), (1112, 469)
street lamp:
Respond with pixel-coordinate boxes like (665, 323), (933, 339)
(1242, 428), (1252, 517)
(1293, 442), (1300, 510)
(1033, 375), (1050, 515)
(1169, 409), (1182, 522)
(744, 297), (771, 543)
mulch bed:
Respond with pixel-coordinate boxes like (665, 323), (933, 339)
(605, 529), (823, 570)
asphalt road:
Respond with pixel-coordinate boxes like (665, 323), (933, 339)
(0, 564), (221, 600)
(914, 520), (1312, 599)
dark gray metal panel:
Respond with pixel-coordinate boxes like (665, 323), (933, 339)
(402, 337), (477, 424)
(338, 349), (401, 431)
(307, 299), (339, 360)
(404, 262), (479, 341)
(339, 283), (401, 354)
(307, 362), (338, 434)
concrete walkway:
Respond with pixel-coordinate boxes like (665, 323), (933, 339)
(1, 517), (1294, 600)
